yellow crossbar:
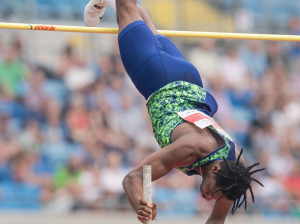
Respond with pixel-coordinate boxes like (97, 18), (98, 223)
(1, 22), (300, 42)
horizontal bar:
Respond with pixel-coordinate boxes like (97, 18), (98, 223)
(1, 22), (300, 41)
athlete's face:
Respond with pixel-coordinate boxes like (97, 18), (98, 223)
(200, 165), (228, 202)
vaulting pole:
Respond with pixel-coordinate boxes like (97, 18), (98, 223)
(143, 165), (152, 224)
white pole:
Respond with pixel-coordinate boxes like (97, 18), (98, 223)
(143, 165), (152, 224)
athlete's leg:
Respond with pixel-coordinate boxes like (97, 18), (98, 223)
(137, 5), (184, 58)
(115, 0), (142, 32)
(84, 0), (183, 58)
(116, 1), (184, 59)
(117, 1), (202, 99)
(117, 0), (169, 98)
(136, 5), (159, 35)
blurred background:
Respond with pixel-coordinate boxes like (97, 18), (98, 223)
(0, 0), (300, 224)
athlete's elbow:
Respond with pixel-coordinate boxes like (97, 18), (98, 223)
(122, 173), (129, 191)
(122, 171), (139, 191)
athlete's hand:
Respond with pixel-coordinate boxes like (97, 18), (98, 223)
(137, 199), (157, 223)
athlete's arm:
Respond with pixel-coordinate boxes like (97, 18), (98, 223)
(122, 135), (198, 221)
(205, 199), (233, 224)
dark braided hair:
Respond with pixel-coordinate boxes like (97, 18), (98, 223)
(213, 148), (265, 214)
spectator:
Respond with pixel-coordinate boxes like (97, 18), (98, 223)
(18, 119), (43, 152)
(78, 162), (102, 209)
(21, 67), (48, 121)
(187, 39), (220, 85)
(51, 153), (85, 212)
(66, 94), (90, 142)
(284, 163), (300, 204)
(239, 40), (268, 78)
(0, 45), (27, 97)
(218, 43), (248, 88)
(0, 152), (52, 210)
(99, 151), (128, 210)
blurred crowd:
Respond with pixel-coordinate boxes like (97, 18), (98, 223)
(0, 23), (300, 219)
(0, 36), (156, 213)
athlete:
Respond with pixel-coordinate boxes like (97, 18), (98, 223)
(84, 1), (265, 223)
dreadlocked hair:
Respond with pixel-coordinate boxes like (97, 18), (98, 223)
(213, 148), (265, 214)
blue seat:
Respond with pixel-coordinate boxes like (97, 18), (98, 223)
(70, 0), (89, 19)
(240, 0), (263, 14)
(269, 0), (298, 27)
(36, 0), (57, 19)
(36, 0), (74, 19)
(0, 0), (25, 17)
(52, 0), (74, 19)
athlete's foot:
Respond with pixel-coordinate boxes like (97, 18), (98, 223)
(84, 0), (116, 27)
